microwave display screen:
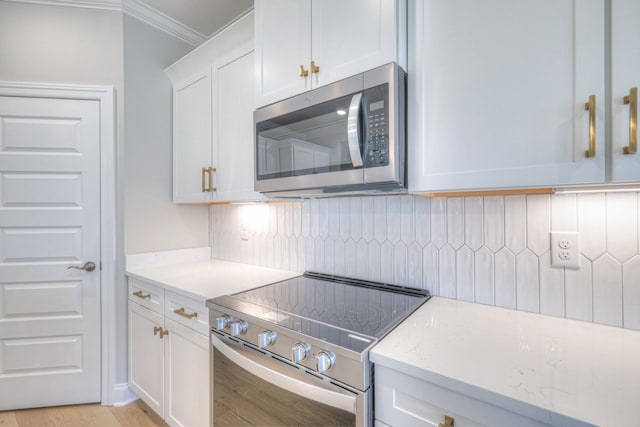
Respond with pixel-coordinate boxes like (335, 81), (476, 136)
(370, 100), (384, 111)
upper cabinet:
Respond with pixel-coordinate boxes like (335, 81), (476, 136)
(167, 13), (263, 203)
(408, 0), (607, 193)
(173, 68), (213, 203)
(254, 0), (407, 108)
(611, 0), (640, 183)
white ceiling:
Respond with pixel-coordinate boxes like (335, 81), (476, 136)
(140, 0), (254, 39)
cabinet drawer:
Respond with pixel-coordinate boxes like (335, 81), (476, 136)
(164, 290), (208, 335)
(128, 278), (164, 314)
(375, 366), (551, 427)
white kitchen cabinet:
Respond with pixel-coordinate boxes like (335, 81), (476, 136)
(164, 319), (209, 427)
(214, 48), (263, 201)
(168, 12), (262, 203)
(129, 301), (165, 417)
(611, 0), (640, 182)
(408, 0), (606, 192)
(375, 365), (553, 427)
(128, 282), (210, 427)
(173, 68), (213, 203)
(254, 0), (407, 107)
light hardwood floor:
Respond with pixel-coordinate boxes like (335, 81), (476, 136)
(0, 400), (168, 427)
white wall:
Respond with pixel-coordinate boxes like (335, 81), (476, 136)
(210, 192), (640, 332)
(123, 14), (208, 255)
(0, 2), (212, 392)
(0, 0), (130, 388)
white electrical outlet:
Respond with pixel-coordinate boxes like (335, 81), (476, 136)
(550, 232), (580, 268)
(240, 222), (249, 241)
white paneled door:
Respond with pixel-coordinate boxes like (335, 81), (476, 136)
(0, 95), (101, 410)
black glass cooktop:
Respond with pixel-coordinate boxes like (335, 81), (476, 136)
(210, 272), (430, 352)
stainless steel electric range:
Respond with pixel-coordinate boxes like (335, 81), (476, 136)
(206, 272), (430, 427)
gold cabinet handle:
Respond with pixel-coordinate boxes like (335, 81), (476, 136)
(310, 60), (320, 74)
(159, 329), (169, 339)
(584, 95), (596, 158)
(299, 64), (309, 77)
(438, 415), (454, 427)
(133, 290), (151, 300)
(153, 326), (162, 335)
(208, 167), (216, 192)
(623, 87), (638, 155)
(201, 167), (208, 192)
(173, 307), (198, 319)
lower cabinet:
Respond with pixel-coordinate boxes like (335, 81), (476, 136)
(128, 280), (210, 427)
(164, 318), (209, 427)
(375, 366), (552, 427)
(129, 301), (164, 416)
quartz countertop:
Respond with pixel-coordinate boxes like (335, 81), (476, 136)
(371, 297), (640, 427)
(126, 248), (300, 301)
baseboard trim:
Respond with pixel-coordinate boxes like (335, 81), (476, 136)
(111, 383), (139, 407)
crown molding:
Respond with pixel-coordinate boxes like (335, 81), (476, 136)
(3, 0), (121, 10)
(121, 0), (206, 47)
(5, 0), (207, 47)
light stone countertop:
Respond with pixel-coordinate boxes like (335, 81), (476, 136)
(125, 247), (300, 301)
(371, 296), (640, 427)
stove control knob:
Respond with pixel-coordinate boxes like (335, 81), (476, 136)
(258, 330), (277, 348)
(230, 320), (248, 337)
(215, 314), (233, 330)
(291, 342), (311, 363)
(315, 351), (336, 373)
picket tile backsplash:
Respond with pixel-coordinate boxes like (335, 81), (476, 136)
(210, 192), (640, 331)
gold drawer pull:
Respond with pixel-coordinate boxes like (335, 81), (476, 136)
(584, 95), (596, 158)
(623, 87), (638, 155)
(133, 290), (151, 300)
(310, 60), (320, 74)
(439, 415), (454, 427)
(299, 64), (309, 77)
(201, 167), (207, 192)
(153, 326), (169, 338)
(208, 167), (216, 192)
(174, 307), (198, 319)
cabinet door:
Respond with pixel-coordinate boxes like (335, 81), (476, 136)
(611, 0), (640, 182)
(375, 366), (553, 427)
(173, 68), (213, 203)
(129, 302), (165, 418)
(215, 48), (265, 201)
(164, 319), (210, 427)
(255, 0), (312, 107)
(408, 0), (605, 192)
(311, 0), (404, 88)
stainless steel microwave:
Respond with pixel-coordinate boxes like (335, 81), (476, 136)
(254, 62), (406, 197)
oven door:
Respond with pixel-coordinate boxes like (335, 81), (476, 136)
(211, 333), (369, 427)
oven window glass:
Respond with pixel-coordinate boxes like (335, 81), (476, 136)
(256, 92), (362, 181)
(214, 345), (357, 427)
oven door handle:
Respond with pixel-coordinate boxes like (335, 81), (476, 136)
(212, 335), (357, 414)
(347, 92), (364, 168)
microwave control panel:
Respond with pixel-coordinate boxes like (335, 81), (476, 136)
(364, 84), (390, 168)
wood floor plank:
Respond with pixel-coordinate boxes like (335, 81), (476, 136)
(108, 400), (167, 427)
(0, 411), (19, 427)
(46, 403), (121, 427)
(13, 407), (50, 427)
(3, 400), (166, 427)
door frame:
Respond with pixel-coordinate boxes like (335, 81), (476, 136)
(0, 82), (118, 405)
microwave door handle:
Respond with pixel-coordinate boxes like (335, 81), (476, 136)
(212, 335), (357, 414)
(347, 93), (364, 168)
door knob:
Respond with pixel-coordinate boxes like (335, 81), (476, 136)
(67, 261), (96, 272)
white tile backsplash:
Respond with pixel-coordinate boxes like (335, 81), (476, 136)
(210, 192), (640, 331)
